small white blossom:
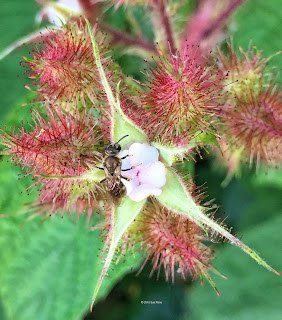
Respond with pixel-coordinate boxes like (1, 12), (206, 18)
(36, 0), (82, 26)
(120, 143), (166, 202)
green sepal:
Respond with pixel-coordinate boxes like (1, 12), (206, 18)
(152, 142), (193, 166)
(152, 131), (219, 166)
(35, 168), (105, 183)
(86, 19), (148, 148)
(196, 131), (220, 148)
(157, 168), (280, 275)
(90, 197), (146, 310)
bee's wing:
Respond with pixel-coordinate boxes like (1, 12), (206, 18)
(107, 193), (123, 206)
(107, 179), (127, 206)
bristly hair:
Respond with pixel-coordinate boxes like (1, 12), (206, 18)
(23, 19), (113, 111)
(141, 44), (227, 140)
(224, 87), (282, 167)
(0, 106), (106, 215)
(125, 200), (225, 295)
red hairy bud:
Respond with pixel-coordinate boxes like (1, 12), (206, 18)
(24, 20), (111, 110)
(142, 46), (225, 140)
(224, 88), (282, 167)
(128, 202), (220, 293)
(0, 107), (105, 214)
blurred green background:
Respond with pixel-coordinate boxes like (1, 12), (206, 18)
(0, 0), (281, 319)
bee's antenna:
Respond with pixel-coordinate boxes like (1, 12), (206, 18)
(116, 135), (129, 144)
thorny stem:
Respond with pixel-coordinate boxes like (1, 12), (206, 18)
(154, 0), (176, 53)
(180, 0), (246, 55)
(100, 23), (157, 54)
(200, 0), (246, 40)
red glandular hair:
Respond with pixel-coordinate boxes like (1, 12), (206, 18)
(225, 88), (282, 166)
(130, 202), (217, 290)
(217, 43), (272, 99)
(24, 20), (112, 109)
(0, 107), (105, 214)
(141, 46), (226, 140)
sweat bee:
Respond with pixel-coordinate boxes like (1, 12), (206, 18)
(94, 135), (134, 205)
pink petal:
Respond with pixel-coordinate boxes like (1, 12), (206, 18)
(128, 184), (162, 202)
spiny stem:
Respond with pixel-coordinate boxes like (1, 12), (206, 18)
(100, 23), (157, 54)
(155, 0), (176, 53)
(200, 0), (246, 40)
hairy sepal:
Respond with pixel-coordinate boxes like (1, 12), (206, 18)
(90, 197), (146, 310)
(157, 168), (280, 275)
(152, 131), (219, 166)
(152, 142), (193, 166)
(86, 19), (148, 148)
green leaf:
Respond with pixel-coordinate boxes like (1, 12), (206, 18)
(0, 28), (53, 61)
(250, 167), (282, 190)
(90, 197), (146, 310)
(233, 0), (282, 82)
(0, 214), (141, 320)
(0, 0), (39, 126)
(187, 214), (282, 320)
(0, 159), (141, 320)
(157, 168), (279, 275)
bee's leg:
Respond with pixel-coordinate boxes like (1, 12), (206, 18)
(93, 164), (104, 170)
(122, 163), (141, 171)
(121, 176), (130, 181)
(99, 178), (106, 183)
(120, 154), (132, 160)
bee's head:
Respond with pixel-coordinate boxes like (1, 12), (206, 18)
(105, 135), (128, 155)
(105, 143), (121, 155)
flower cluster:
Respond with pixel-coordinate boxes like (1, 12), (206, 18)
(0, 13), (280, 312)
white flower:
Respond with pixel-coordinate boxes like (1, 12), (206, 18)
(36, 0), (83, 26)
(119, 143), (166, 202)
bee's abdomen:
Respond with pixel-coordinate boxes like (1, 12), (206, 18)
(110, 181), (126, 198)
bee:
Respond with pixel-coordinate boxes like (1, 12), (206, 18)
(94, 135), (134, 205)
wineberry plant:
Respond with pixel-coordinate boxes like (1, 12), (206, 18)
(0, 0), (281, 319)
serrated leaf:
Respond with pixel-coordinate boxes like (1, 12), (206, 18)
(0, 213), (141, 320)
(0, 159), (141, 320)
(157, 168), (279, 275)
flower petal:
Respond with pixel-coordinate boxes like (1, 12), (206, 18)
(120, 150), (131, 170)
(138, 162), (166, 188)
(122, 178), (138, 195)
(128, 143), (159, 166)
(128, 184), (162, 202)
